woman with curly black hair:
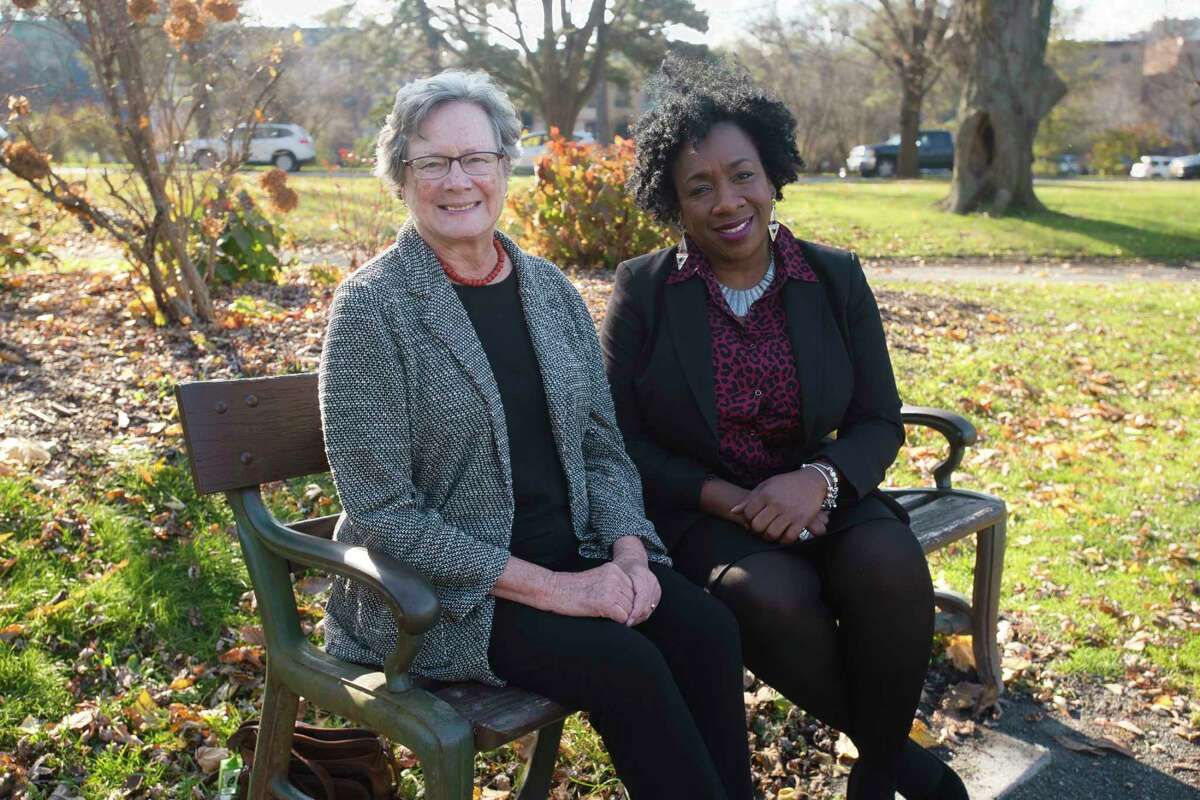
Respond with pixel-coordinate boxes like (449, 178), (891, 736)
(601, 55), (968, 800)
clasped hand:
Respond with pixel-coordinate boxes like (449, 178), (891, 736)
(730, 468), (831, 544)
(545, 547), (660, 627)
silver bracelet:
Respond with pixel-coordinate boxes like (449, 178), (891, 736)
(802, 462), (839, 510)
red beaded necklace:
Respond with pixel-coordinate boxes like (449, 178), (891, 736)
(438, 238), (507, 287)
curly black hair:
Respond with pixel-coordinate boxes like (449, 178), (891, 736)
(628, 54), (805, 224)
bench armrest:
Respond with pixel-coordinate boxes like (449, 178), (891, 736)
(900, 405), (978, 490)
(229, 487), (439, 692)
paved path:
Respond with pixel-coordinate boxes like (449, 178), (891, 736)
(865, 261), (1200, 284)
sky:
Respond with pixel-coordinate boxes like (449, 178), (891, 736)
(241, 0), (1200, 43)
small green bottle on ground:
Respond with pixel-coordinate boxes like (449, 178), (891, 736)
(216, 753), (244, 800)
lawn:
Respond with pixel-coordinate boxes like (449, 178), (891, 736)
(5, 171), (1200, 264)
(271, 174), (1200, 263)
(1, 263), (1197, 797)
(779, 179), (1200, 262)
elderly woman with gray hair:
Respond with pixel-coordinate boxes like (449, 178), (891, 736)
(318, 70), (751, 799)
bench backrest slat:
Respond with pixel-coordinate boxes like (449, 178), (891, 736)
(175, 373), (328, 495)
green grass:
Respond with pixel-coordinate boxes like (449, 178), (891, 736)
(262, 174), (1200, 263)
(5, 171), (1199, 263)
(777, 178), (1200, 262)
(882, 280), (1200, 693)
(0, 277), (1197, 793)
(0, 647), (74, 746)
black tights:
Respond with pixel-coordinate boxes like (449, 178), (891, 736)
(677, 517), (960, 800)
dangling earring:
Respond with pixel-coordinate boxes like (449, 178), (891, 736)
(768, 202), (780, 243)
(676, 231), (689, 270)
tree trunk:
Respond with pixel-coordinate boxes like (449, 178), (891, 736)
(944, 0), (1067, 215)
(543, 93), (585, 138)
(595, 72), (611, 144)
(897, 81), (922, 178)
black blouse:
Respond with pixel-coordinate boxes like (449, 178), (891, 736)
(454, 270), (577, 567)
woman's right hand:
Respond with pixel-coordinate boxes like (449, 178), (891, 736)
(542, 563), (635, 623)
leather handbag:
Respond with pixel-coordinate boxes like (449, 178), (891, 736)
(227, 720), (398, 800)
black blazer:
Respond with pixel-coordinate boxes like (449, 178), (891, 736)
(601, 237), (910, 550)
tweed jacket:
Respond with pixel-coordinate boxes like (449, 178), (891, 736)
(318, 222), (667, 686)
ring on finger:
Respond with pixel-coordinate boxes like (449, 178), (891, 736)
(796, 528), (813, 542)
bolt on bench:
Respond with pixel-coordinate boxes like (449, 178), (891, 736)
(175, 373), (1006, 800)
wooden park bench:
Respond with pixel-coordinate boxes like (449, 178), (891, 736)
(175, 374), (1006, 800)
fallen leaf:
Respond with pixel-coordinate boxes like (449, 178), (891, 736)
(1115, 720), (1145, 738)
(1054, 734), (1105, 756)
(945, 634), (975, 671)
(909, 718), (939, 749)
(65, 708), (97, 731)
(941, 682), (985, 711)
(295, 575), (332, 596)
(169, 675), (195, 691)
(1054, 732), (1135, 758)
(0, 437), (52, 467)
(0, 623), (26, 643)
(835, 731), (859, 762)
(195, 746), (229, 774)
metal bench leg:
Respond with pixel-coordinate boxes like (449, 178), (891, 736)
(514, 719), (563, 800)
(414, 719), (476, 800)
(248, 667), (301, 800)
(971, 519), (1006, 704)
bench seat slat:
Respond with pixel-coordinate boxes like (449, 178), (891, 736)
(882, 490), (1006, 553)
(415, 679), (570, 751)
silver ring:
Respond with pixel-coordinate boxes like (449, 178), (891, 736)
(797, 528), (813, 542)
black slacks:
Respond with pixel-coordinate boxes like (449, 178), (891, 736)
(487, 555), (752, 800)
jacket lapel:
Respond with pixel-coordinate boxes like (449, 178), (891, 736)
(664, 275), (720, 442)
(782, 277), (826, 446)
(403, 225), (511, 464)
(508, 238), (576, 449)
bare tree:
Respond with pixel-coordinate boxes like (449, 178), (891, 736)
(739, 9), (897, 173)
(943, 0), (1066, 215)
(389, 0), (708, 136)
(836, 0), (955, 177)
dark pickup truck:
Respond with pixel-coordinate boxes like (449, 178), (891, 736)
(840, 129), (954, 178)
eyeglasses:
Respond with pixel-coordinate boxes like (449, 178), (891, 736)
(401, 151), (505, 180)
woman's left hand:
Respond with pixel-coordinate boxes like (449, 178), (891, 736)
(612, 536), (662, 626)
(731, 468), (829, 543)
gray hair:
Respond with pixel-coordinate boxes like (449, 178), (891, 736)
(375, 70), (522, 199)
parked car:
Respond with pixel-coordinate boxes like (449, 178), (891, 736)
(840, 130), (954, 178)
(511, 129), (594, 174)
(1168, 153), (1200, 179)
(1129, 155), (1172, 179)
(1056, 153), (1087, 176)
(180, 123), (315, 172)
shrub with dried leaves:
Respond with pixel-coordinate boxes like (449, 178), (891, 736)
(11, 0), (38, 8)
(507, 133), (672, 270)
(202, 0), (238, 22)
(127, 0), (158, 23)
(1, 140), (52, 181)
(163, 0), (205, 43)
(259, 168), (298, 213)
(6, 95), (31, 119)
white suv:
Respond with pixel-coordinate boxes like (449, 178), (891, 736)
(1129, 155), (1172, 179)
(181, 123), (315, 172)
